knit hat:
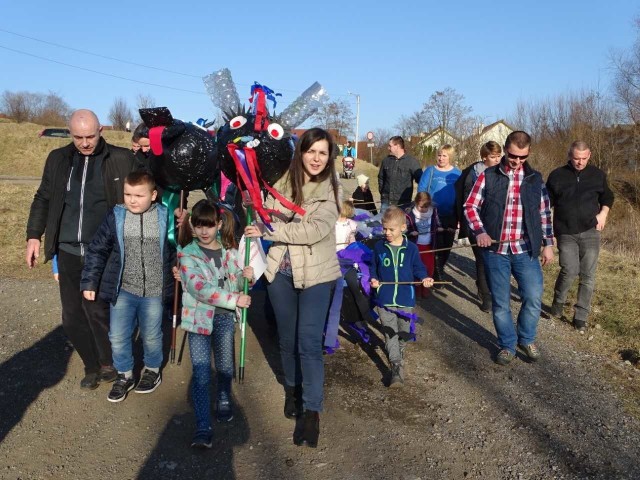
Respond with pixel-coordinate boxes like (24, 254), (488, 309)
(356, 174), (369, 187)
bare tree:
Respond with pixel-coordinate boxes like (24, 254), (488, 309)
(1, 91), (34, 123)
(108, 97), (132, 130)
(312, 99), (355, 140)
(33, 91), (72, 126)
(135, 93), (156, 123)
(611, 18), (640, 124)
(422, 87), (473, 142)
(395, 110), (431, 137)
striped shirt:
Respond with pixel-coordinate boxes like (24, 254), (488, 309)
(464, 164), (553, 255)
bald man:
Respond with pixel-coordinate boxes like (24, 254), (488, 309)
(26, 109), (139, 390)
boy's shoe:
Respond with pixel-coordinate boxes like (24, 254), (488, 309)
(389, 363), (403, 388)
(98, 365), (117, 384)
(573, 320), (587, 333)
(108, 374), (135, 402)
(495, 349), (515, 366)
(135, 369), (162, 394)
(191, 430), (213, 449)
(80, 372), (99, 390)
(518, 343), (541, 362)
(216, 399), (234, 423)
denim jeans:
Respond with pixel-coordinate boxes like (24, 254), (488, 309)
(109, 289), (164, 372)
(267, 273), (333, 412)
(188, 312), (235, 432)
(483, 250), (543, 353)
(553, 228), (601, 322)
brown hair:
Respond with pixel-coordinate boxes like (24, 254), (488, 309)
(479, 141), (502, 159)
(179, 199), (237, 249)
(382, 206), (407, 228)
(389, 136), (405, 150)
(504, 131), (531, 150)
(414, 191), (432, 208)
(288, 127), (341, 212)
(125, 170), (156, 191)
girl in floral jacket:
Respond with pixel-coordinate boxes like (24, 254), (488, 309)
(177, 199), (253, 449)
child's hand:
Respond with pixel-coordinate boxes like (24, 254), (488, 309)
(244, 224), (264, 238)
(172, 265), (181, 282)
(83, 290), (96, 301)
(409, 231), (419, 237)
(370, 278), (380, 289)
(242, 266), (254, 280)
(422, 277), (434, 288)
(436, 227), (445, 232)
(174, 209), (188, 229)
(53, 273), (59, 283)
(237, 294), (252, 308)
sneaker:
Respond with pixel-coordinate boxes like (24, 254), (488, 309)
(389, 363), (403, 388)
(216, 399), (234, 423)
(573, 320), (587, 333)
(495, 349), (515, 366)
(135, 369), (162, 394)
(98, 365), (117, 384)
(108, 374), (135, 402)
(191, 430), (213, 449)
(80, 372), (99, 390)
(518, 343), (541, 362)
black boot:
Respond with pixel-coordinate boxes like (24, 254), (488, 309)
(480, 294), (492, 313)
(283, 385), (303, 419)
(293, 410), (320, 448)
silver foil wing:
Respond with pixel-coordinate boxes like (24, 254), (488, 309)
(279, 82), (327, 129)
(203, 68), (241, 114)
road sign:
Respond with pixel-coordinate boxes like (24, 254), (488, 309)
(367, 142), (375, 147)
(366, 131), (374, 140)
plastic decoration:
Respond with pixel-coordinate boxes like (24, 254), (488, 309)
(203, 68), (241, 115)
(279, 81), (327, 129)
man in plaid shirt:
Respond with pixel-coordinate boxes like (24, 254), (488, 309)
(464, 131), (554, 366)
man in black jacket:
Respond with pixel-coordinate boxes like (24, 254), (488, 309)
(546, 141), (614, 332)
(26, 109), (138, 389)
(377, 136), (422, 211)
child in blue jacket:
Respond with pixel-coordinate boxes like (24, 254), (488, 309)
(370, 206), (434, 387)
(81, 170), (175, 403)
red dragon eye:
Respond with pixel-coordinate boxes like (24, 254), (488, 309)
(268, 123), (284, 140)
(230, 116), (247, 130)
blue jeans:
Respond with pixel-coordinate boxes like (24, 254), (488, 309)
(188, 313), (235, 432)
(482, 250), (543, 354)
(109, 289), (164, 372)
(553, 229), (601, 322)
(267, 273), (333, 412)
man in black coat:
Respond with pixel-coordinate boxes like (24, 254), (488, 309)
(546, 141), (614, 332)
(26, 109), (139, 389)
(377, 136), (422, 211)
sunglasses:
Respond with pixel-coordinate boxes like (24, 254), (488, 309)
(506, 152), (529, 161)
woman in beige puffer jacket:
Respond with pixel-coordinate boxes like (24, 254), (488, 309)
(245, 128), (341, 449)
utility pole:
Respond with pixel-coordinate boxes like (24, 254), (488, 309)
(348, 91), (360, 159)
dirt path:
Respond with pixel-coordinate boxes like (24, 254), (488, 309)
(1, 244), (639, 480)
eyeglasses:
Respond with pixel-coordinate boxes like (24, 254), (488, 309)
(506, 152), (529, 161)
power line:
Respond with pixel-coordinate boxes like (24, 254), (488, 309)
(0, 28), (352, 99)
(0, 44), (208, 95)
(0, 27), (202, 79)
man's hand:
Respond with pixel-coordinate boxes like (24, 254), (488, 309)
(595, 211), (608, 231)
(540, 246), (554, 266)
(475, 233), (493, 248)
(370, 278), (380, 289)
(83, 290), (96, 301)
(26, 239), (41, 268)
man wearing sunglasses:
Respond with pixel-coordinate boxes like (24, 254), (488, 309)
(545, 141), (614, 332)
(464, 131), (554, 366)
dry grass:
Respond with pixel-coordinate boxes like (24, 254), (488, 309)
(0, 183), (51, 279)
(0, 121), (132, 176)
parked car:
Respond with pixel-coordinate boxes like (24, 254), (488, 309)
(39, 128), (70, 138)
